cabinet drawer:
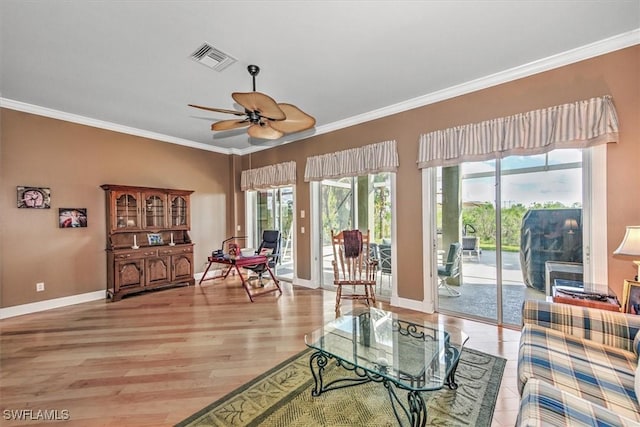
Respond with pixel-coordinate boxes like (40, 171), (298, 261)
(158, 245), (193, 256)
(114, 249), (157, 260)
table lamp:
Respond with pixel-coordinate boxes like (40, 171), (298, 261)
(563, 218), (579, 234)
(613, 225), (640, 281)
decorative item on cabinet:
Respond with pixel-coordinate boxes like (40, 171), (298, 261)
(101, 184), (195, 301)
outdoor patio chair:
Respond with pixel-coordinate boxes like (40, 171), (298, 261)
(438, 242), (462, 297)
(462, 236), (481, 260)
(331, 229), (378, 311)
(378, 243), (392, 286)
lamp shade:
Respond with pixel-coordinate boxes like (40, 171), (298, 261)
(614, 226), (640, 256)
(563, 218), (579, 233)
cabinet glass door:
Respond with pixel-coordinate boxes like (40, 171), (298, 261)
(170, 195), (188, 227)
(144, 194), (166, 228)
(115, 193), (139, 229)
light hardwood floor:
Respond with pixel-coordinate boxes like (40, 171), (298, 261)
(1, 277), (522, 426)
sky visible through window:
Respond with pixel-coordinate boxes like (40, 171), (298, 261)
(461, 149), (582, 208)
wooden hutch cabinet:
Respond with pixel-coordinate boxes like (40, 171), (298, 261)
(101, 184), (195, 301)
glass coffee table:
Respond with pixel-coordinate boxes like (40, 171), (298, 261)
(304, 307), (468, 426)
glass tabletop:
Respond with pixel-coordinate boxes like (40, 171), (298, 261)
(304, 307), (468, 391)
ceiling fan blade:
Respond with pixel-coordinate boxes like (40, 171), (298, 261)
(211, 119), (250, 131)
(248, 123), (284, 140)
(232, 92), (286, 120)
(269, 103), (316, 134)
(188, 104), (245, 116)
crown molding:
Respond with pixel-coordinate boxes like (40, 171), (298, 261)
(0, 98), (232, 154)
(2, 28), (638, 157)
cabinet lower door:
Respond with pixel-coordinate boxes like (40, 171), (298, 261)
(172, 254), (193, 282)
(115, 259), (144, 292)
(146, 256), (170, 287)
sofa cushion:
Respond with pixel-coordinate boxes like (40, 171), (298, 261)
(519, 324), (639, 421)
(517, 378), (639, 427)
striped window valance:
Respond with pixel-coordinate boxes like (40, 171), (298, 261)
(304, 140), (399, 182)
(417, 95), (619, 169)
(241, 161), (296, 191)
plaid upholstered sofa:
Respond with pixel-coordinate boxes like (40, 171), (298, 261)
(516, 300), (640, 426)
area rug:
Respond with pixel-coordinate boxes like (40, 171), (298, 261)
(176, 347), (506, 427)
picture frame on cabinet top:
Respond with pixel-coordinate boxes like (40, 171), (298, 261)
(147, 233), (163, 245)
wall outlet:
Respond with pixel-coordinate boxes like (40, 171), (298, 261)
(36, 282), (45, 292)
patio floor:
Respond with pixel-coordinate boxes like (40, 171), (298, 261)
(438, 249), (546, 325)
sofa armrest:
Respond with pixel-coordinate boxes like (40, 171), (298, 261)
(522, 300), (640, 354)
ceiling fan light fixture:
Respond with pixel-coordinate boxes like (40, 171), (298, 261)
(232, 92), (286, 121)
(188, 64), (315, 140)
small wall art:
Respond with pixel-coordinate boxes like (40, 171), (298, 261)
(59, 208), (88, 228)
(17, 186), (51, 209)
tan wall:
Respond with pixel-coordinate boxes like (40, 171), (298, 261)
(0, 110), (230, 308)
(237, 45), (640, 300)
(2, 46), (638, 309)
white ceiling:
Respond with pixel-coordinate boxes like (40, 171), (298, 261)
(1, 1), (639, 155)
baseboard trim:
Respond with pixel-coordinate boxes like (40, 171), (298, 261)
(0, 281), (430, 319)
(0, 290), (106, 319)
(292, 278), (318, 289)
(193, 269), (223, 281)
(390, 296), (435, 314)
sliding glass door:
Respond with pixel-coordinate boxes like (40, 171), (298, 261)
(437, 149), (583, 325)
(251, 186), (294, 280)
(320, 177), (354, 288)
(318, 173), (393, 299)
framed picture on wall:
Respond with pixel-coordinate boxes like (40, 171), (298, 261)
(59, 208), (88, 228)
(17, 186), (51, 209)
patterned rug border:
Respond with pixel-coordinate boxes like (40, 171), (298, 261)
(176, 346), (506, 427)
(175, 349), (312, 427)
(467, 347), (505, 427)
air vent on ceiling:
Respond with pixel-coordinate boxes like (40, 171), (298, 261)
(190, 43), (237, 72)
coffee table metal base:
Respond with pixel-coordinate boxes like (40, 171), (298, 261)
(309, 350), (460, 427)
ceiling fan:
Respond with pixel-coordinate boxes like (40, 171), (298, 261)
(189, 64), (315, 140)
